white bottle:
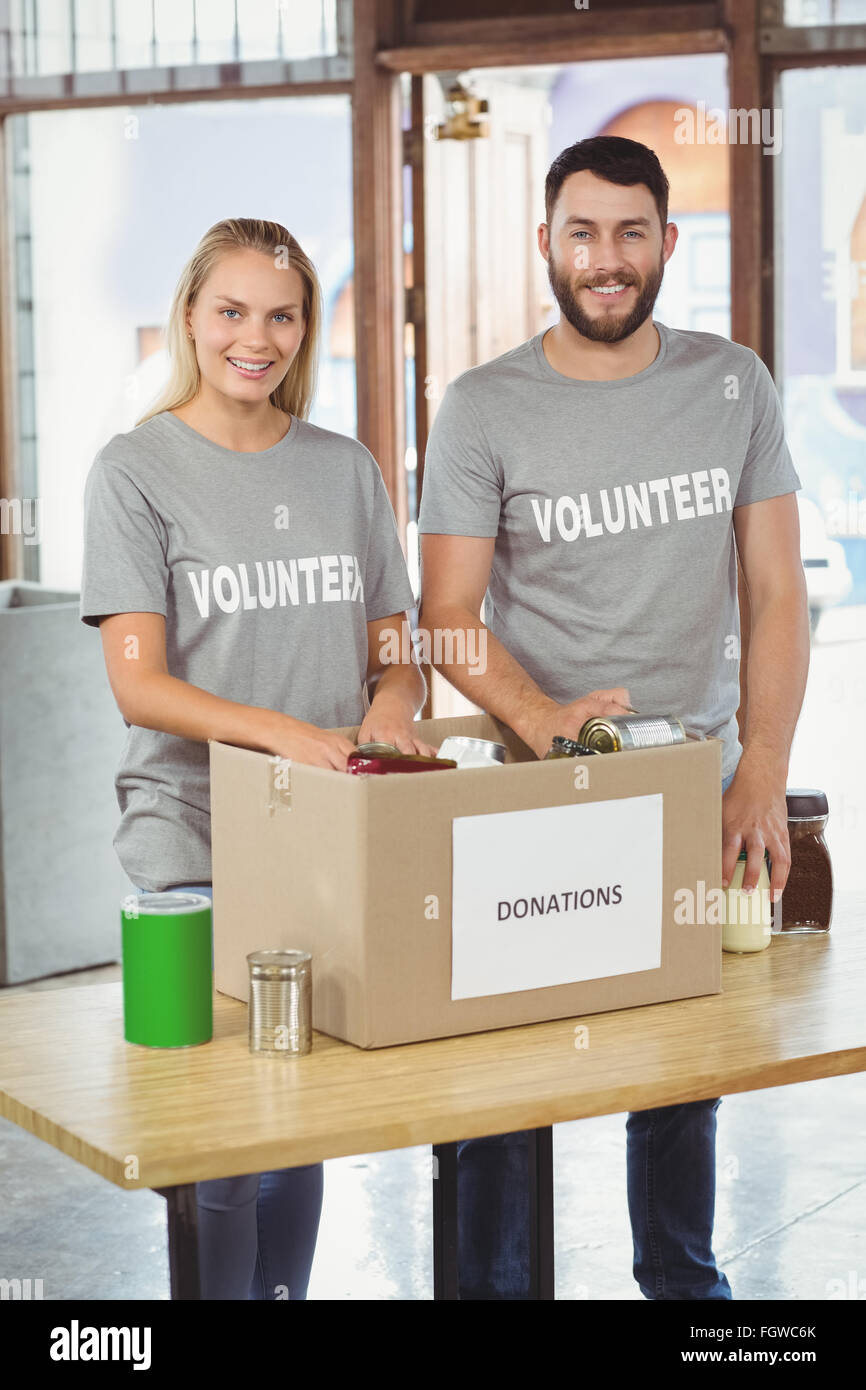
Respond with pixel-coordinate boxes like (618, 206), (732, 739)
(722, 851), (773, 953)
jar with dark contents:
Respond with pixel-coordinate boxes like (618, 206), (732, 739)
(543, 736), (599, 759)
(780, 789), (833, 933)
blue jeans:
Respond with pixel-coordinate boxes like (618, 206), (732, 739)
(457, 767), (737, 1300)
(133, 881), (324, 1299)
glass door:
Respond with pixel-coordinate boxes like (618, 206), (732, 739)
(776, 61), (866, 891)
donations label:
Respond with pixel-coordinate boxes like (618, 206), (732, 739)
(450, 792), (663, 999)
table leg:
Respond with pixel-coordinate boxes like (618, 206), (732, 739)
(528, 1127), (555, 1300)
(432, 1128), (555, 1300)
(154, 1184), (200, 1300)
(432, 1142), (459, 1300)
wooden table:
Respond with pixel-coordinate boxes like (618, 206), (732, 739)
(1, 891), (864, 1300)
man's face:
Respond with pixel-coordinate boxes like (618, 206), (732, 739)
(541, 170), (675, 343)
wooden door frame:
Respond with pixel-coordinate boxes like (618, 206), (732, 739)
(353, 0), (409, 542)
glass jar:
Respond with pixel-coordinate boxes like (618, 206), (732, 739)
(543, 736), (598, 759)
(780, 788), (833, 933)
(722, 850), (773, 954)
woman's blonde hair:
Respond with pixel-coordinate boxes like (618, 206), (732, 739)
(135, 218), (322, 427)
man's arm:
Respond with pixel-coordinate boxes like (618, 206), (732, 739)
(736, 550), (751, 743)
(726, 493), (810, 895)
(419, 534), (631, 756)
(418, 535), (554, 746)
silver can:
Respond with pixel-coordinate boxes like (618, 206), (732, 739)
(578, 714), (686, 753)
(437, 736), (507, 768)
(247, 949), (312, 1056)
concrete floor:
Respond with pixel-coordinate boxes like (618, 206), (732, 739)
(2, 958), (864, 1301)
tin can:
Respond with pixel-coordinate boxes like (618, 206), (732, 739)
(437, 736), (506, 768)
(347, 751), (457, 775)
(121, 892), (212, 1048)
(247, 949), (312, 1056)
(355, 741), (402, 756)
(578, 714), (686, 753)
(543, 737), (600, 759)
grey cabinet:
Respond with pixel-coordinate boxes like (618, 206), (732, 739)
(0, 581), (130, 983)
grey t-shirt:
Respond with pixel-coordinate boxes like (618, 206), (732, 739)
(80, 410), (415, 892)
(417, 320), (802, 779)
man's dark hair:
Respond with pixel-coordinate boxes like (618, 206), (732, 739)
(545, 136), (670, 236)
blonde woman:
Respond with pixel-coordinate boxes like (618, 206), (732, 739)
(80, 218), (433, 1298)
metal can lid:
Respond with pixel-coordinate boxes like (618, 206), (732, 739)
(576, 719), (618, 753)
(355, 741), (402, 756)
(130, 892), (212, 915)
(785, 788), (828, 819)
(247, 949), (311, 977)
(437, 736), (507, 764)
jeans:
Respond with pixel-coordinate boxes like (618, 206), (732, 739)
(457, 767), (737, 1300)
(133, 881), (324, 1299)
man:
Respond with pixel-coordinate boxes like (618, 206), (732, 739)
(417, 135), (810, 1300)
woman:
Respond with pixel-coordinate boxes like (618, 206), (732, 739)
(80, 218), (434, 1298)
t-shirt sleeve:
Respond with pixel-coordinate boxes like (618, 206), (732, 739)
(734, 353), (802, 507)
(362, 453), (416, 622)
(417, 380), (502, 537)
(79, 453), (170, 628)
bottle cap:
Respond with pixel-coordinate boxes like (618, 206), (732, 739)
(785, 788), (828, 818)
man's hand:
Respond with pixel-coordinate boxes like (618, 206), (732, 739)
(722, 758), (790, 906)
(525, 687), (634, 760)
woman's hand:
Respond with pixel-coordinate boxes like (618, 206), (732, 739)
(267, 715), (358, 771)
(357, 691), (439, 757)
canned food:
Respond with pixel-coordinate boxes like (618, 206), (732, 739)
(543, 736), (600, 759)
(578, 714), (686, 753)
(347, 752), (457, 775)
(247, 949), (312, 1056)
(437, 736), (506, 768)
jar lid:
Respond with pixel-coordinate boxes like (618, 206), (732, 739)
(550, 736), (599, 755)
(786, 788), (828, 818)
(736, 850), (770, 861)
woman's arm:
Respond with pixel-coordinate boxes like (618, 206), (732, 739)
(98, 612), (357, 770)
(359, 611), (437, 755)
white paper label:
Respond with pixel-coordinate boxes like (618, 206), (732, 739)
(450, 793), (663, 1000)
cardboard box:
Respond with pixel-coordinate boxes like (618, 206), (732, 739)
(210, 713), (723, 1048)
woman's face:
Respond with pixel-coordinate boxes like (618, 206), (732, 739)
(186, 248), (307, 403)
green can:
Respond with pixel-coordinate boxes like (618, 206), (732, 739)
(121, 892), (213, 1048)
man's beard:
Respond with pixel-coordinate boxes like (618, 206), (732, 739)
(547, 247), (665, 343)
